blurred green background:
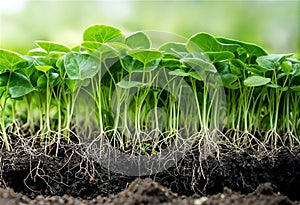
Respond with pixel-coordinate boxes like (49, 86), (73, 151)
(0, 0), (299, 55)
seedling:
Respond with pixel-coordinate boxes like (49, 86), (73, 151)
(0, 25), (299, 155)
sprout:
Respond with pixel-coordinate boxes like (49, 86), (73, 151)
(0, 24), (299, 156)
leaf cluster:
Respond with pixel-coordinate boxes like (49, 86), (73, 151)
(0, 25), (299, 152)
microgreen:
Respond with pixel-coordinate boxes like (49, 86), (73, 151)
(0, 24), (299, 155)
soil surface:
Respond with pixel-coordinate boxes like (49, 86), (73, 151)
(1, 139), (300, 205)
(0, 179), (298, 205)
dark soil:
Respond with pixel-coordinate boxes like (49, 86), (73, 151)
(1, 139), (300, 205)
(0, 179), (298, 205)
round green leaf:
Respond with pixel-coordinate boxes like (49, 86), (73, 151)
(216, 37), (268, 58)
(0, 49), (27, 72)
(64, 52), (100, 80)
(128, 49), (163, 65)
(187, 32), (240, 53)
(181, 58), (217, 73)
(256, 54), (294, 70)
(221, 73), (238, 88)
(81, 41), (112, 55)
(35, 41), (70, 53)
(9, 72), (35, 98)
(159, 42), (188, 58)
(81, 41), (127, 59)
(121, 55), (144, 73)
(206, 51), (235, 62)
(107, 42), (131, 56)
(83, 25), (125, 43)
(126, 31), (151, 49)
(244, 76), (271, 87)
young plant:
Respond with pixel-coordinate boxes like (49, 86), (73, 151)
(0, 24), (299, 155)
(0, 49), (34, 150)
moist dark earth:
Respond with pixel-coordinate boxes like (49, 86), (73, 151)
(1, 139), (300, 205)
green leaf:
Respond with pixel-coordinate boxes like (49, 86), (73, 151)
(83, 25), (125, 43)
(17, 58), (36, 78)
(206, 51), (235, 62)
(181, 57), (217, 73)
(81, 41), (125, 59)
(121, 55), (144, 73)
(9, 72), (35, 98)
(107, 42), (131, 56)
(35, 41), (70, 53)
(168, 69), (190, 77)
(291, 86), (300, 92)
(64, 52), (100, 80)
(64, 78), (77, 93)
(187, 32), (240, 53)
(56, 55), (65, 76)
(0, 49), (27, 72)
(159, 42), (188, 58)
(235, 47), (248, 62)
(229, 59), (245, 76)
(256, 54), (294, 70)
(216, 37), (268, 57)
(126, 31), (151, 49)
(266, 83), (280, 89)
(71, 45), (81, 52)
(37, 74), (47, 89)
(160, 58), (182, 68)
(281, 61), (293, 75)
(82, 79), (90, 87)
(0, 72), (9, 87)
(244, 76), (271, 87)
(276, 72), (288, 80)
(117, 80), (147, 89)
(0, 88), (5, 99)
(28, 48), (47, 56)
(49, 72), (60, 86)
(141, 59), (161, 72)
(245, 65), (269, 75)
(81, 41), (111, 54)
(214, 61), (230, 73)
(35, 65), (53, 73)
(189, 71), (204, 81)
(294, 63), (300, 76)
(128, 49), (163, 65)
(33, 53), (62, 70)
(220, 73), (238, 88)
